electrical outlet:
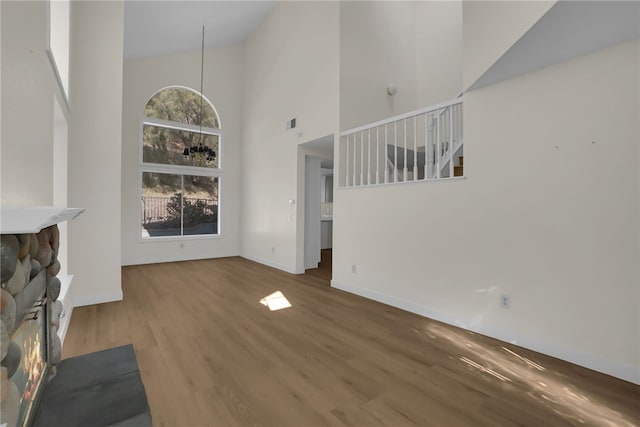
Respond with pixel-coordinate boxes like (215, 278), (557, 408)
(180, 243), (184, 249)
(500, 294), (511, 309)
(351, 264), (357, 274)
(271, 246), (275, 253)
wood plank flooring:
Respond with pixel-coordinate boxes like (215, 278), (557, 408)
(63, 257), (640, 427)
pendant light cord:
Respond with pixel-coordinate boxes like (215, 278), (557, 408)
(199, 25), (204, 144)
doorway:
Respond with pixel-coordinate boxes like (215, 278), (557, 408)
(299, 135), (334, 282)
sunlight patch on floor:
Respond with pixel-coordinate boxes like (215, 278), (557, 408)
(460, 356), (511, 382)
(259, 291), (292, 311)
(427, 324), (636, 427)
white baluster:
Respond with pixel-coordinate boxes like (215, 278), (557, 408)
(367, 129), (371, 185)
(394, 121), (398, 183)
(454, 104), (458, 149)
(436, 113), (441, 179)
(453, 104), (458, 149)
(376, 126), (380, 185)
(403, 118), (408, 182)
(459, 103), (463, 146)
(385, 124), (389, 184)
(424, 114), (429, 180)
(353, 133), (357, 186)
(345, 135), (350, 187)
(413, 116), (418, 181)
(449, 106), (454, 178)
(360, 131), (364, 186)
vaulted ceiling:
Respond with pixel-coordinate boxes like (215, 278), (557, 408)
(469, 1), (640, 91)
(124, 1), (275, 60)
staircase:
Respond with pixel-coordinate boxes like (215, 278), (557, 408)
(385, 144), (463, 181)
(455, 156), (464, 177)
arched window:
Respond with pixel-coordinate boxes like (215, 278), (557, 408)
(140, 86), (222, 239)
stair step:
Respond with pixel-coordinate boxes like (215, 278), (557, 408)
(454, 165), (464, 177)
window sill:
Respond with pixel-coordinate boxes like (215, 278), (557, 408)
(137, 234), (222, 244)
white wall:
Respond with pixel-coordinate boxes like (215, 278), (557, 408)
(340, 1), (462, 131)
(304, 156), (321, 269)
(48, 0), (70, 98)
(68, 1), (124, 306)
(1, 1), (54, 206)
(333, 40), (640, 383)
(463, 0), (555, 90)
(0, 1), (2, 198)
(241, 1), (339, 274)
(121, 47), (243, 265)
(53, 97), (68, 275)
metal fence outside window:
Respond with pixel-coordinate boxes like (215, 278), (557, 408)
(141, 196), (217, 225)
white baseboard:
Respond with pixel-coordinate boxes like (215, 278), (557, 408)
(58, 305), (74, 345)
(123, 252), (305, 275)
(241, 254), (300, 274)
(331, 279), (640, 385)
(122, 251), (241, 266)
(57, 275), (74, 346)
(56, 278), (122, 346)
(72, 289), (123, 308)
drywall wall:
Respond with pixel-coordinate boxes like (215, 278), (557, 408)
(304, 156), (321, 269)
(1, 0), (2, 199)
(340, 1), (462, 131)
(68, 1), (124, 306)
(468, 1), (640, 91)
(48, 0), (70, 97)
(1, 1), (54, 206)
(415, 1), (463, 106)
(53, 96), (68, 276)
(463, 0), (555, 90)
(121, 46), (243, 265)
(241, 1), (339, 273)
(333, 40), (640, 383)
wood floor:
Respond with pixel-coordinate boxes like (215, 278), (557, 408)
(63, 257), (640, 427)
(304, 249), (332, 282)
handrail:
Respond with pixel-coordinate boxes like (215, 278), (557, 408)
(341, 96), (463, 137)
(340, 97), (463, 187)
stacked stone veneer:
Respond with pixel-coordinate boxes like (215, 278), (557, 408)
(1, 226), (64, 427)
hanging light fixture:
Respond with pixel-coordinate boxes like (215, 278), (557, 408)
(183, 25), (216, 166)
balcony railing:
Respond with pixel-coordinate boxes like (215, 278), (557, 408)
(339, 97), (463, 188)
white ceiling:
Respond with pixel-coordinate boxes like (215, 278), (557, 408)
(301, 135), (334, 169)
(469, 1), (640, 91)
(124, 1), (275, 60)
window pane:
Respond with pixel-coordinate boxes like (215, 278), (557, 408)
(144, 87), (219, 129)
(183, 176), (218, 236)
(143, 124), (219, 168)
(141, 172), (182, 238)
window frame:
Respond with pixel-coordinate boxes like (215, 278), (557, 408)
(138, 117), (224, 242)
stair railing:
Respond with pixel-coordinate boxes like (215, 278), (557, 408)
(340, 97), (463, 188)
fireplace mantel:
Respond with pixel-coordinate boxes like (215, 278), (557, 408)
(1, 206), (85, 427)
(0, 207), (85, 234)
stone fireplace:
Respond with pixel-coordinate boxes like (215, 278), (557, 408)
(1, 207), (83, 427)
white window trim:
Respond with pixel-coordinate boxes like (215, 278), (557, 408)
(140, 117), (224, 172)
(138, 117), (223, 241)
(142, 117), (223, 137)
